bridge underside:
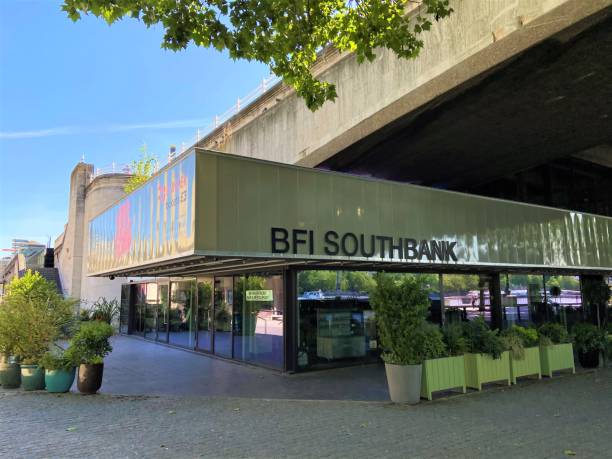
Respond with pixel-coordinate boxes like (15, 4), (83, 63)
(319, 7), (612, 217)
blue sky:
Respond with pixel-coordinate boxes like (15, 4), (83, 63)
(0, 0), (268, 252)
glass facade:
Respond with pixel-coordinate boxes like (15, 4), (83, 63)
(213, 277), (233, 358)
(442, 274), (492, 325)
(233, 274), (284, 369)
(118, 269), (602, 372)
(120, 272), (284, 369)
(169, 281), (196, 348)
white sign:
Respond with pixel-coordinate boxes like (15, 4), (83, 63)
(246, 290), (273, 302)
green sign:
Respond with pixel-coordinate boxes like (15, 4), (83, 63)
(246, 290), (274, 301)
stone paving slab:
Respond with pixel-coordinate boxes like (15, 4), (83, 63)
(1, 368), (611, 458)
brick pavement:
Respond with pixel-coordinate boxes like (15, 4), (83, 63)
(1, 368), (611, 458)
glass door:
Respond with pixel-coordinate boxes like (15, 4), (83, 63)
(131, 283), (146, 336)
(157, 283), (169, 343)
(169, 281), (196, 348)
(213, 276), (233, 358)
(196, 277), (213, 352)
(144, 282), (158, 340)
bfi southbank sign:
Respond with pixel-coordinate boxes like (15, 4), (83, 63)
(271, 228), (458, 262)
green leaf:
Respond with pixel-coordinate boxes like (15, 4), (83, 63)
(60, 0), (453, 110)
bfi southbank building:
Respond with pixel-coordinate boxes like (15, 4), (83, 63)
(88, 150), (612, 372)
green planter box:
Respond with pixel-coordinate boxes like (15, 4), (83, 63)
(464, 352), (511, 391)
(421, 355), (466, 401)
(510, 346), (541, 384)
(540, 343), (575, 377)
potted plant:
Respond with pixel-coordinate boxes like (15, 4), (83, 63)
(40, 349), (76, 393)
(538, 323), (575, 377)
(8, 271), (75, 391)
(462, 318), (511, 391)
(89, 297), (120, 325)
(572, 323), (608, 368)
(420, 323), (467, 401)
(502, 325), (541, 384)
(65, 321), (114, 394)
(371, 274), (445, 404)
(0, 306), (21, 388)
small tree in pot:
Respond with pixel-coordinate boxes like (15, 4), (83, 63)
(65, 321), (114, 394)
(572, 323), (608, 368)
(371, 273), (445, 404)
(40, 347), (77, 393)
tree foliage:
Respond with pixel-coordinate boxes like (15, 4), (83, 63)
(124, 153), (157, 193)
(0, 271), (76, 363)
(62, 0), (453, 111)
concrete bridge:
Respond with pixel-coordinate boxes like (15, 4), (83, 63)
(196, 0), (612, 195)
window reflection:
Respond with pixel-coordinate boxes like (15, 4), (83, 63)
(442, 274), (492, 325)
(213, 277), (233, 358)
(169, 281), (195, 348)
(196, 277), (213, 352)
(233, 274), (284, 369)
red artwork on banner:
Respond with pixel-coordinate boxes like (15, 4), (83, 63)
(115, 201), (131, 259)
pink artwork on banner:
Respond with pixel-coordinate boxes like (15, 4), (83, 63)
(115, 201), (132, 259)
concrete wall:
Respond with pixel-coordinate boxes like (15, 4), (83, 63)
(54, 163), (130, 309)
(199, 0), (611, 167)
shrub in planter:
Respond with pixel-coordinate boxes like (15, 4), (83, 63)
(371, 274), (445, 404)
(40, 350), (76, 393)
(462, 318), (511, 390)
(501, 325), (541, 384)
(2, 271), (76, 391)
(572, 323), (608, 368)
(0, 306), (21, 388)
(420, 323), (467, 401)
(538, 323), (575, 377)
(65, 321), (114, 394)
(89, 297), (120, 325)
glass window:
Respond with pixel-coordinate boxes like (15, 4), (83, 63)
(545, 275), (582, 329)
(297, 270), (378, 370)
(169, 281), (196, 348)
(132, 283), (146, 335)
(443, 274), (492, 325)
(500, 274), (545, 328)
(119, 284), (130, 334)
(144, 282), (158, 340)
(233, 274), (284, 369)
(196, 277), (213, 352)
(157, 283), (169, 343)
(213, 277), (233, 358)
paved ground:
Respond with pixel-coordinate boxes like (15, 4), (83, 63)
(99, 336), (390, 401)
(1, 367), (611, 458)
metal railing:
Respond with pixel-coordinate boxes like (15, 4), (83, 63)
(91, 74), (280, 178)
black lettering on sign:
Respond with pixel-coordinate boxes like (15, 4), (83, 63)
(417, 240), (431, 261)
(404, 238), (418, 260)
(324, 230), (339, 255)
(430, 240), (444, 261)
(444, 241), (458, 261)
(341, 232), (358, 256)
(271, 228), (289, 254)
(292, 229), (308, 255)
(360, 234), (376, 257)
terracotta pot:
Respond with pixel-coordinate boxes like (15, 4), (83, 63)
(77, 363), (104, 394)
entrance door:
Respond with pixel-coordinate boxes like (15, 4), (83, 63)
(131, 283), (146, 336)
(213, 276), (233, 358)
(157, 283), (169, 343)
(196, 277), (213, 352)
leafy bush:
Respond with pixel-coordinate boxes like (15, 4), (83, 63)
(501, 333), (525, 360)
(65, 321), (114, 365)
(572, 323), (608, 354)
(462, 317), (506, 359)
(79, 309), (91, 321)
(538, 323), (570, 346)
(371, 273), (446, 364)
(90, 297), (120, 324)
(501, 325), (539, 359)
(442, 323), (468, 356)
(0, 271), (76, 364)
(509, 325), (540, 347)
(40, 349), (74, 372)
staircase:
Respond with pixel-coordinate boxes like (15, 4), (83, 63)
(18, 267), (63, 294)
